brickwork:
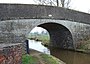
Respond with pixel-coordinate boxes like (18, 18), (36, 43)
(0, 43), (22, 64)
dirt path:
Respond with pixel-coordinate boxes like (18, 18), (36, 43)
(33, 54), (46, 64)
(30, 49), (66, 64)
(30, 50), (46, 64)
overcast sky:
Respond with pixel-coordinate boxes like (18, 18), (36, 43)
(0, 0), (90, 33)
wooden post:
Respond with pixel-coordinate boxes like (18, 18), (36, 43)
(57, 0), (59, 7)
(26, 40), (29, 54)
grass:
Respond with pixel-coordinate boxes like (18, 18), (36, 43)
(40, 54), (61, 64)
(22, 54), (64, 64)
(22, 54), (38, 64)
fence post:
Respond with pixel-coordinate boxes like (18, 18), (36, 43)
(25, 40), (29, 54)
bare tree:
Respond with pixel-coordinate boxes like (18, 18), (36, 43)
(56, 0), (59, 6)
(34, 0), (56, 6)
(61, 0), (65, 7)
(60, 0), (71, 8)
(34, 0), (71, 8)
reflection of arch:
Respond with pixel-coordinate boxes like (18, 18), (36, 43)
(37, 22), (74, 49)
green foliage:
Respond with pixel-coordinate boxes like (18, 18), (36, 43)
(40, 54), (60, 64)
(22, 54), (62, 64)
(22, 54), (38, 64)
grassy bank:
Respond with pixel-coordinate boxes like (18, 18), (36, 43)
(22, 54), (38, 64)
(22, 53), (65, 64)
(40, 54), (65, 64)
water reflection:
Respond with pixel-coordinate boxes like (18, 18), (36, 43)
(29, 40), (50, 54)
(29, 40), (90, 64)
(49, 47), (90, 64)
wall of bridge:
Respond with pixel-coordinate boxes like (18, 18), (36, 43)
(0, 4), (90, 64)
(0, 43), (22, 64)
(0, 19), (90, 49)
(0, 4), (90, 50)
(0, 4), (90, 25)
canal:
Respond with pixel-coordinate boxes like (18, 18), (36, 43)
(29, 40), (90, 64)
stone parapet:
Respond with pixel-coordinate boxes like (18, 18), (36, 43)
(0, 4), (90, 24)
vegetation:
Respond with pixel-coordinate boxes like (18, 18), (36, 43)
(22, 53), (64, 64)
(40, 54), (62, 64)
(28, 33), (50, 46)
(34, 0), (71, 8)
(22, 54), (38, 64)
(28, 29), (90, 53)
(78, 39), (90, 50)
(77, 39), (90, 53)
(25, 31), (65, 64)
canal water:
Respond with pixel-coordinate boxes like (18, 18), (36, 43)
(29, 40), (50, 54)
(29, 40), (90, 64)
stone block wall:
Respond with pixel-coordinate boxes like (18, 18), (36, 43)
(0, 4), (90, 25)
(0, 43), (22, 64)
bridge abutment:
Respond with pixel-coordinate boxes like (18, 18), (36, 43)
(0, 43), (22, 64)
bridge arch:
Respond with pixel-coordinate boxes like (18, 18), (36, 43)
(30, 22), (74, 49)
(0, 19), (78, 49)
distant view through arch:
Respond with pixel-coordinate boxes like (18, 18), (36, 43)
(28, 22), (74, 50)
(28, 27), (50, 46)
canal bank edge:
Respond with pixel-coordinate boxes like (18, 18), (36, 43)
(76, 49), (90, 54)
(23, 49), (66, 64)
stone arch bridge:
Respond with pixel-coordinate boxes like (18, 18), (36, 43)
(0, 4), (90, 50)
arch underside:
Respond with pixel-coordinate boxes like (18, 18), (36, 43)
(38, 22), (74, 49)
